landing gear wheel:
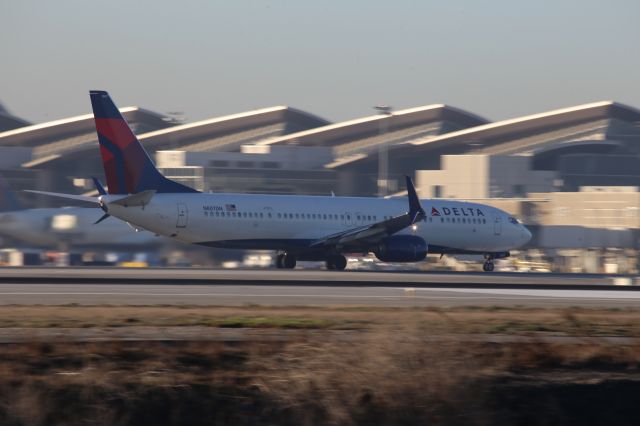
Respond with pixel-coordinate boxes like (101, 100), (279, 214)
(483, 261), (494, 272)
(282, 253), (296, 269)
(326, 255), (347, 271)
(275, 254), (285, 269)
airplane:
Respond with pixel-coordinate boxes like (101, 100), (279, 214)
(0, 175), (160, 249)
(28, 91), (532, 271)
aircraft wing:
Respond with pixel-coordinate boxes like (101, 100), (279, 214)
(310, 176), (425, 249)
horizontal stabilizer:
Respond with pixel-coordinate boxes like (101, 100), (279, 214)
(24, 190), (99, 204)
(109, 190), (156, 207)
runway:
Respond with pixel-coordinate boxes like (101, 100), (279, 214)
(1, 283), (640, 307)
(0, 267), (638, 307)
(0, 266), (636, 287)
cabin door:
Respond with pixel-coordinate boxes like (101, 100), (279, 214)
(493, 215), (502, 236)
(176, 203), (188, 228)
(342, 212), (354, 227)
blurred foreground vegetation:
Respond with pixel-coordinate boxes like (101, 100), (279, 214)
(0, 305), (639, 425)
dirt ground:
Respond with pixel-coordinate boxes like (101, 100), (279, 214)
(1, 305), (639, 425)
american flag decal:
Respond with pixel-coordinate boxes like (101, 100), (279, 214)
(225, 204), (237, 212)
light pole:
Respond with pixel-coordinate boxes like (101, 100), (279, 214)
(374, 104), (393, 197)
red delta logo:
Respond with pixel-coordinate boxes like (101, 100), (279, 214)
(431, 206), (486, 217)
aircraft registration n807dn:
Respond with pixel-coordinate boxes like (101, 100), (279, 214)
(28, 91), (531, 271)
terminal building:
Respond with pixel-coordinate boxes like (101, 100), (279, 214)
(0, 101), (30, 132)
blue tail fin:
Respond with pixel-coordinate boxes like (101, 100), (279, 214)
(90, 90), (198, 195)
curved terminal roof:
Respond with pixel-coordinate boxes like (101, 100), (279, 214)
(333, 101), (640, 170)
(257, 105), (489, 160)
(0, 114), (31, 132)
(135, 106), (329, 153)
(26, 106), (330, 168)
(0, 101), (31, 132)
(0, 107), (174, 167)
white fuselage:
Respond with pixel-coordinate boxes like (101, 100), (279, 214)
(103, 193), (531, 254)
(0, 207), (160, 248)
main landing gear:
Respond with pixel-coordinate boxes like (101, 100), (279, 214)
(275, 253), (296, 269)
(482, 259), (495, 272)
(274, 252), (347, 270)
(325, 254), (347, 271)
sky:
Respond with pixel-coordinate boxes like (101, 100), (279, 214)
(2, 0), (639, 124)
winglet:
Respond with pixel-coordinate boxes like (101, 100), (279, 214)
(91, 176), (107, 195)
(405, 176), (425, 224)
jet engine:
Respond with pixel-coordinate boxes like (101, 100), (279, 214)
(374, 235), (428, 262)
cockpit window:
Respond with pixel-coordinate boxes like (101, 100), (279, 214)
(508, 217), (519, 224)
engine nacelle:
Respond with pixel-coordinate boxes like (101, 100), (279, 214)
(374, 235), (428, 262)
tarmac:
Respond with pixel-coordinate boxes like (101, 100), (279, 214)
(0, 267), (638, 307)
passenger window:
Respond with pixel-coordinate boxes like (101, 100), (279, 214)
(323, 214), (327, 220)
(441, 218), (444, 223)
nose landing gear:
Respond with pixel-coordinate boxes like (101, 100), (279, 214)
(482, 252), (509, 272)
(482, 260), (494, 272)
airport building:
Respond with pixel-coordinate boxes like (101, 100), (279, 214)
(156, 145), (336, 194)
(0, 101), (30, 132)
(417, 155), (556, 199)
